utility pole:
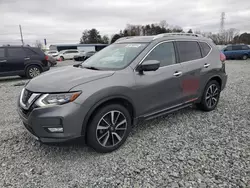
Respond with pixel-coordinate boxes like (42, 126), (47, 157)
(19, 25), (24, 45)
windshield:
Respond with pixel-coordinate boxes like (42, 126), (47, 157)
(82, 43), (148, 70)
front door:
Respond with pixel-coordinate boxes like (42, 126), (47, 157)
(134, 41), (183, 117)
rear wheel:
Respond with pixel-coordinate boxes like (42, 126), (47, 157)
(87, 104), (132, 153)
(197, 80), (221, 111)
(26, 65), (42, 79)
(242, 54), (248, 60)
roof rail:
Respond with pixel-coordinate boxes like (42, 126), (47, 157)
(153, 33), (203, 40)
(115, 36), (135, 42)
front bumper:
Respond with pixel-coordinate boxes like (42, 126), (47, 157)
(18, 101), (85, 143)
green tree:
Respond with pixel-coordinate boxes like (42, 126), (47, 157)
(80, 28), (103, 44)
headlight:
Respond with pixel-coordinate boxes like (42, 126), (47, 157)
(35, 91), (81, 107)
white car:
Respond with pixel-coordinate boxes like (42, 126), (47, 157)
(47, 50), (59, 57)
(56, 49), (80, 61)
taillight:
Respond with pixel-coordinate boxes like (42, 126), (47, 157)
(45, 55), (49, 61)
(220, 52), (226, 63)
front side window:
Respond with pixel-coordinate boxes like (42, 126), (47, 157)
(232, 45), (242, 51)
(225, 46), (233, 51)
(143, 42), (176, 67)
(241, 45), (249, 50)
(7, 48), (25, 57)
(177, 41), (202, 62)
(82, 43), (148, 70)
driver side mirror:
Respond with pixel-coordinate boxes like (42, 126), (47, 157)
(137, 60), (160, 73)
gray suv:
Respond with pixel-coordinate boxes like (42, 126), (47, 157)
(18, 33), (228, 153)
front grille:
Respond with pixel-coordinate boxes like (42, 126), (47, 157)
(22, 89), (33, 105)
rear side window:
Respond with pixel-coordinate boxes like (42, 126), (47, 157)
(24, 48), (37, 56)
(177, 41), (202, 62)
(144, 42), (176, 67)
(200, 42), (211, 57)
(7, 48), (25, 57)
(0, 48), (5, 58)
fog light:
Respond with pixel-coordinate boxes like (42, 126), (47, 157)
(48, 128), (63, 133)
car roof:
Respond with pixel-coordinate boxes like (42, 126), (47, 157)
(115, 33), (212, 44)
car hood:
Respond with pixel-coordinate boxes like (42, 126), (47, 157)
(26, 66), (115, 92)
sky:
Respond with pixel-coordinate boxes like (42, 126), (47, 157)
(1, 0), (250, 46)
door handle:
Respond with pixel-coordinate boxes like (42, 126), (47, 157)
(24, 57), (30, 60)
(0, 60), (7, 63)
(173, 71), (182, 77)
(204, 63), (210, 68)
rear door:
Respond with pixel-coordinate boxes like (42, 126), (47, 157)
(0, 48), (7, 73)
(176, 41), (205, 103)
(5, 47), (26, 72)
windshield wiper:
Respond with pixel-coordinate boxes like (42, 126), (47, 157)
(83, 66), (100, 70)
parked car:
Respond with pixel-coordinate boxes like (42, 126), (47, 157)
(18, 33), (227, 153)
(222, 44), (250, 60)
(55, 49), (79, 61)
(47, 55), (57, 67)
(74, 51), (96, 61)
(47, 50), (59, 57)
(0, 45), (50, 78)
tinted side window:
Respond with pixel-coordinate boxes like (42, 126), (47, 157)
(225, 46), (232, 51)
(242, 45), (249, 50)
(144, 42), (176, 67)
(7, 48), (25, 57)
(232, 45), (242, 50)
(0, 48), (5, 58)
(24, 48), (37, 56)
(200, 42), (211, 57)
(177, 41), (202, 62)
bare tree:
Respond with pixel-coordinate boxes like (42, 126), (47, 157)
(35, 40), (43, 49)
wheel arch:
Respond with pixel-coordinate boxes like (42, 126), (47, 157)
(24, 63), (43, 73)
(81, 95), (136, 136)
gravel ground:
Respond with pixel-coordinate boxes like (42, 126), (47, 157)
(0, 60), (249, 188)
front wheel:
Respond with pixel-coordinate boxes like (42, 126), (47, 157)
(242, 55), (248, 60)
(87, 104), (132, 153)
(197, 80), (221, 111)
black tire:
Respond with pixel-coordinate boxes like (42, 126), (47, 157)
(87, 104), (132, 153)
(48, 61), (52, 67)
(60, 56), (64, 61)
(197, 80), (221, 111)
(26, 65), (42, 79)
(242, 54), (248, 60)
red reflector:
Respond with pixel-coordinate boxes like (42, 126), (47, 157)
(220, 52), (226, 62)
(45, 55), (49, 60)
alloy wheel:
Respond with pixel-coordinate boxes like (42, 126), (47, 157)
(96, 110), (127, 148)
(29, 67), (41, 78)
(205, 84), (219, 108)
